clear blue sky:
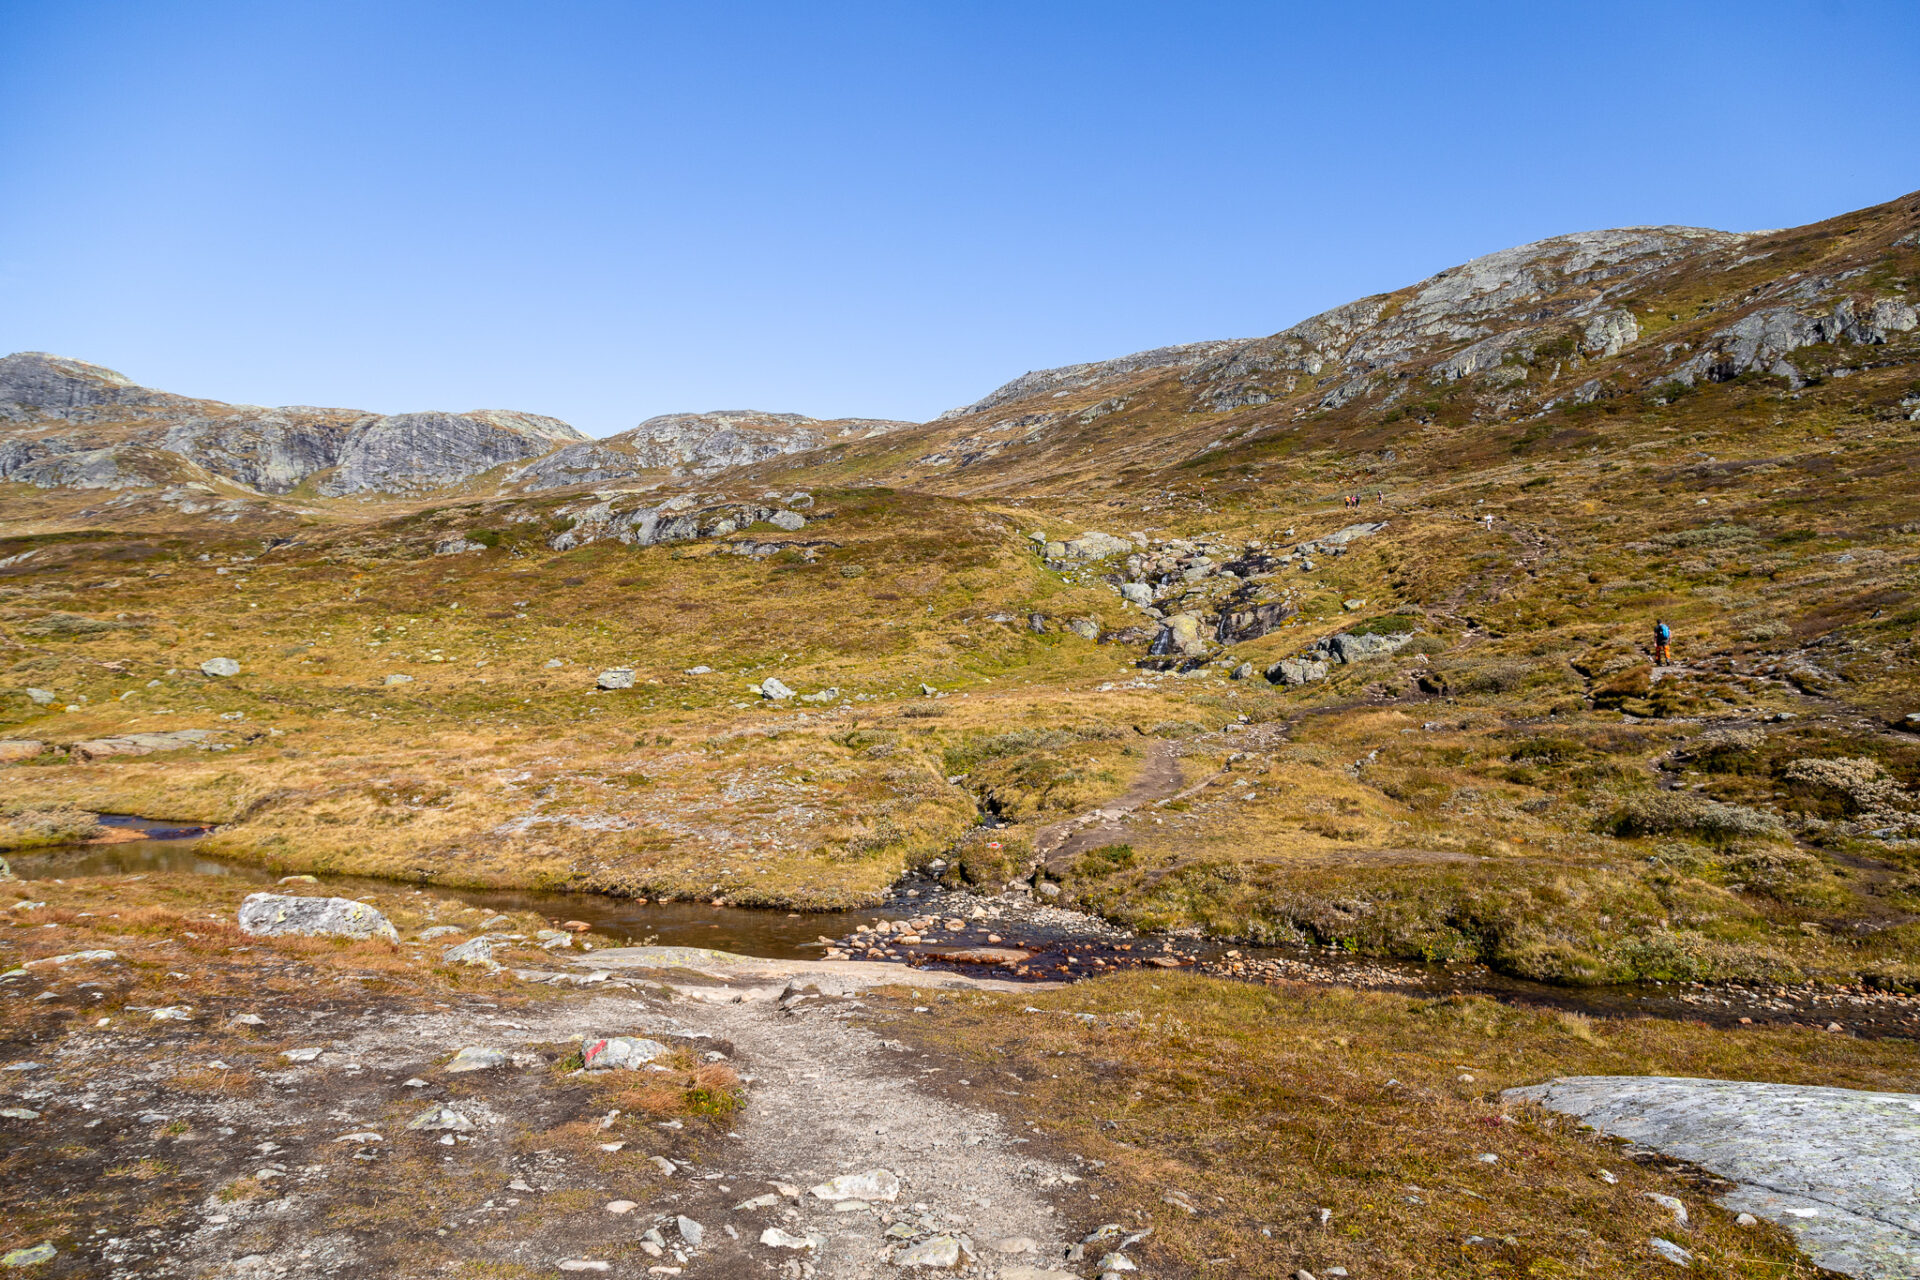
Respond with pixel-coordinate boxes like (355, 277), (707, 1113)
(2, 1), (1914, 436)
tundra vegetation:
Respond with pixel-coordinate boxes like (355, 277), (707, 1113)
(4, 190), (1920, 1276)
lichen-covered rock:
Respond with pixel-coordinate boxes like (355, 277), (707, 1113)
(581, 1036), (670, 1070)
(237, 893), (398, 942)
(1507, 1076), (1920, 1278)
(441, 937), (498, 968)
(597, 668), (636, 690)
(1266, 657), (1328, 686)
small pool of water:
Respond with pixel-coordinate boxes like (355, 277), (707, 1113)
(6, 819), (911, 960)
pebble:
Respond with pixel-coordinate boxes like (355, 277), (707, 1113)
(676, 1216), (704, 1246)
(557, 1262), (610, 1272)
(281, 1048), (325, 1063)
(606, 1201), (638, 1215)
(0, 1108), (40, 1120)
(403, 1078), (428, 1088)
(150, 1006), (193, 1021)
(1735, 1213), (1758, 1227)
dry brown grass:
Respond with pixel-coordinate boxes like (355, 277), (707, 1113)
(872, 969), (1920, 1278)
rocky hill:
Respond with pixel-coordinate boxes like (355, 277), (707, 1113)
(0, 351), (585, 496)
(504, 409), (914, 491)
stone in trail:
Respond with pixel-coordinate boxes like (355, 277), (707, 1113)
(1507, 1075), (1920, 1278)
(581, 1035), (669, 1069)
(809, 1170), (900, 1202)
(445, 1046), (508, 1073)
(404, 1105), (474, 1133)
(238, 893), (399, 942)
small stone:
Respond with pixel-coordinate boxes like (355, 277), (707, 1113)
(557, 1262), (610, 1272)
(1, 1244), (56, 1268)
(441, 937), (498, 968)
(896, 1235), (970, 1268)
(1000, 1269), (1080, 1280)
(446, 1046), (508, 1074)
(597, 669), (636, 690)
(1475, 1152), (1498, 1163)
(1644, 1192), (1688, 1226)
(809, 1169), (900, 1202)
(606, 1200), (638, 1215)
(150, 1005), (192, 1021)
(1735, 1213), (1758, 1227)
(281, 1047), (325, 1063)
(581, 1036), (670, 1069)
(382, 674), (413, 686)
(650, 1156), (677, 1175)
(405, 1105), (475, 1132)
(757, 677), (795, 700)
(1649, 1237), (1692, 1267)
(403, 1077), (428, 1088)
(987, 1236), (1038, 1255)
(200, 657), (241, 678)
(759, 1228), (813, 1250)
(1096, 1253), (1137, 1272)
(0, 1108), (39, 1120)
(1599, 1169), (1618, 1184)
(676, 1216), (704, 1246)
(334, 1131), (382, 1143)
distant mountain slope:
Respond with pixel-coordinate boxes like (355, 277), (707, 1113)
(505, 410), (914, 491)
(0, 352), (584, 496)
(764, 193), (1917, 496)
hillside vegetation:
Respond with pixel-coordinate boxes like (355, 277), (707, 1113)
(4, 189), (1918, 990)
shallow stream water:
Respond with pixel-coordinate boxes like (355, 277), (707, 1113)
(13, 817), (1920, 1039)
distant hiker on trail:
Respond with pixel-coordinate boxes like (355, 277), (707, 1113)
(1654, 620), (1672, 664)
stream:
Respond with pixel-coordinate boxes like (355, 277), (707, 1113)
(11, 817), (1920, 1040)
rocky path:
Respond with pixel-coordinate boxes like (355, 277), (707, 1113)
(1032, 740), (1189, 871)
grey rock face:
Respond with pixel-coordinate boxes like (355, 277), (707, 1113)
(1216, 602), (1297, 644)
(1266, 657), (1328, 686)
(317, 410), (581, 496)
(1322, 631), (1415, 664)
(1, 351), (585, 496)
(237, 893), (399, 942)
(1508, 1075), (1920, 1279)
(507, 410), (912, 490)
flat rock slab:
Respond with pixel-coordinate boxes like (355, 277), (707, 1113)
(574, 945), (1058, 995)
(1507, 1075), (1920, 1278)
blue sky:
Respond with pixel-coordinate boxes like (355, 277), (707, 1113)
(2, 1), (1914, 436)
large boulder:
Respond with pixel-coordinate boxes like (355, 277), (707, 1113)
(237, 893), (398, 942)
(1266, 657), (1328, 686)
(1324, 630), (1415, 664)
(71, 729), (214, 761)
(1216, 602), (1297, 644)
(1150, 613), (1209, 658)
(1060, 531), (1132, 560)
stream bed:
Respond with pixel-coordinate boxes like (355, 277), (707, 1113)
(11, 817), (1920, 1039)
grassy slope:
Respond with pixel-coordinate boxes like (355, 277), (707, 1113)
(2, 195), (1917, 985)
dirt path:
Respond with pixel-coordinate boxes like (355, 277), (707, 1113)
(1031, 739), (1189, 870)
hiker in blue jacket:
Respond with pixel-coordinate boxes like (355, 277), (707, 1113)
(1654, 620), (1672, 665)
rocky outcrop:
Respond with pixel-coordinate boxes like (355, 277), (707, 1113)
(0, 351), (584, 496)
(1508, 1075), (1920, 1279)
(506, 410), (912, 490)
(236, 893), (399, 942)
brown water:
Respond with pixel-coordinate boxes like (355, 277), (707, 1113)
(7, 818), (914, 960)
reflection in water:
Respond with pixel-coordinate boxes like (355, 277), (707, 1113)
(8, 826), (894, 960)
